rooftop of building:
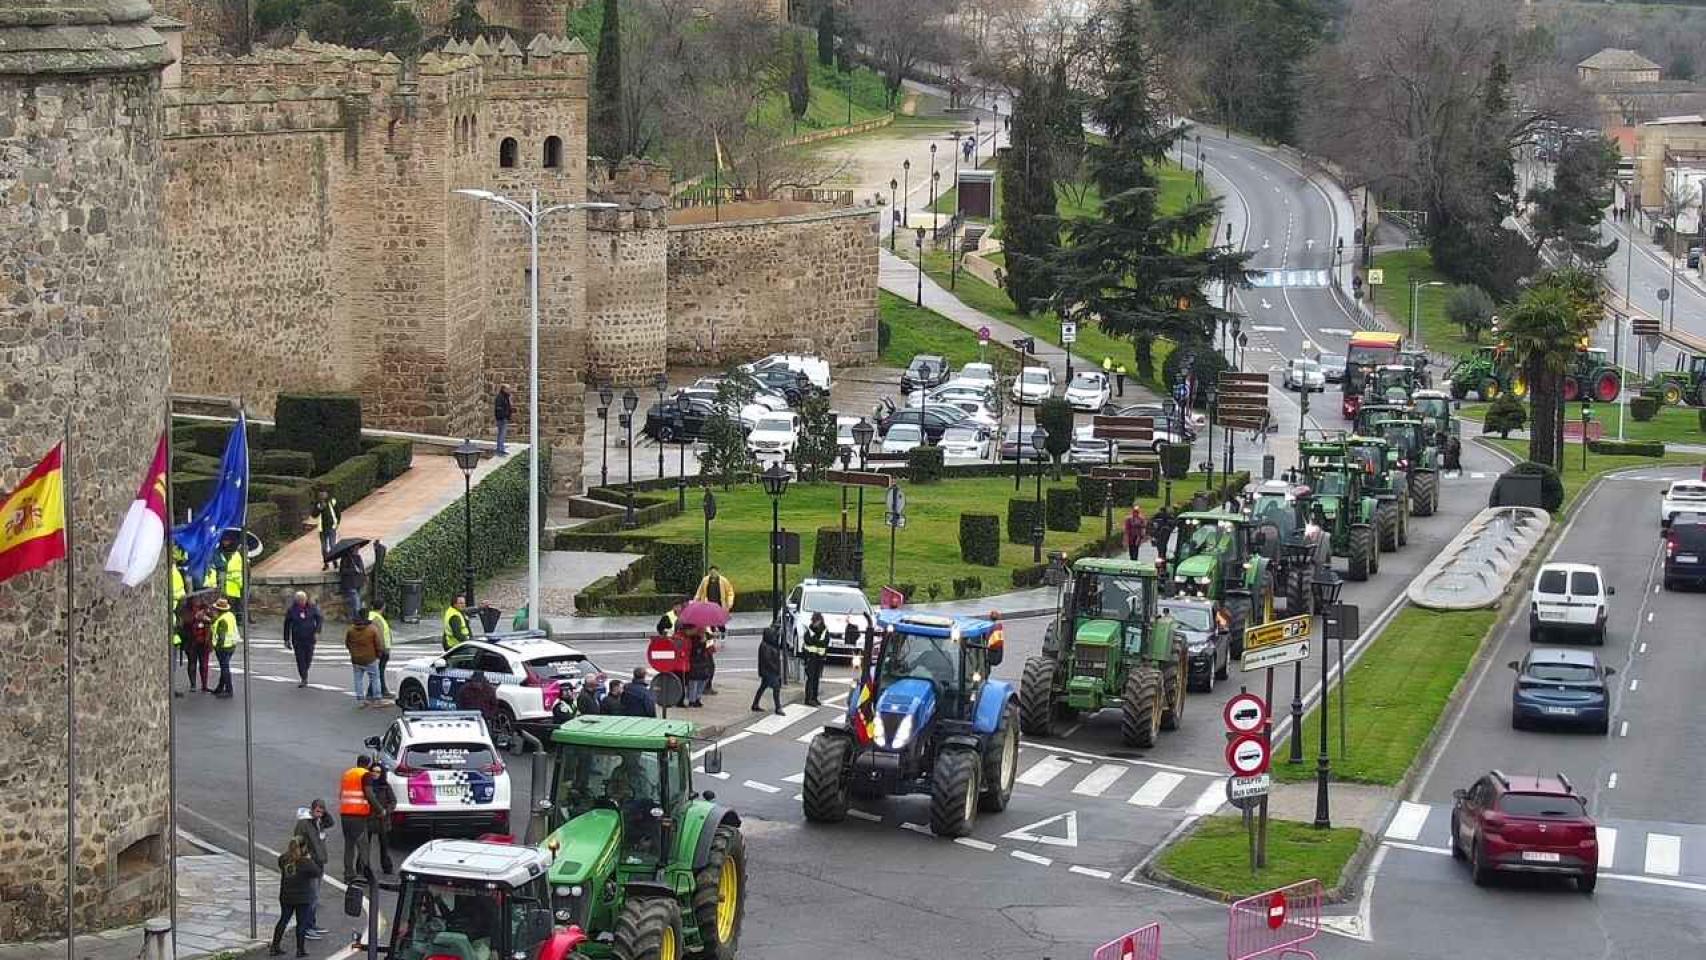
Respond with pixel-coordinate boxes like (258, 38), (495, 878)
(1580, 47), (1662, 72)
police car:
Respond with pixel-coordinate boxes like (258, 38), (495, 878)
(782, 579), (876, 658)
(392, 633), (602, 741)
(365, 712), (512, 837)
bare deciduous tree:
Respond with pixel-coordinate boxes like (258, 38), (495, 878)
(850, 0), (955, 107)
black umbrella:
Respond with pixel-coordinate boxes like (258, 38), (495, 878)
(323, 537), (371, 562)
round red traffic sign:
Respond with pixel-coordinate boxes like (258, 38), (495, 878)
(1266, 891), (1288, 930)
(1225, 733), (1270, 776)
(978, 325), (991, 342)
(1222, 692), (1268, 734)
(646, 636), (686, 675)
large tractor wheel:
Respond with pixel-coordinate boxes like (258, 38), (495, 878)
(1224, 594), (1251, 658)
(1159, 648), (1187, 732)
(1450, 380), (1469, 400)
(1284, 565), (1309, 615)
(1120, 666), (1163, 748)
(1376, 502), (1399, 553)
(1019, 657), (1061, 737)
(1397, 495), (1410, 546)
(1412, 471), (1439, 518)
(1598, 371), (1622, 403)
(1664, 381), (1684, 406)
(1694, 382), (1706, 408)
(801, 734), (852, 823)
(1347, 524), (1374, 581)
(1562, 376), (1581, 403)
(979, 702), (1019, 813)
(1478, 378), (1501, 401)
(690, 825), (746, 960)
(928, 749), (980, 837)
(612, 898), (685, 960)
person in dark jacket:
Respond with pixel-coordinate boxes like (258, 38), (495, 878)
(455, 671), (499, 730)
(290, 801), (332, 940)
(800, 612), (830, 706)
(336, 550), (365, 623)
(751, 627), (784, 715)
(271, 835), (322, 957)
(283, 592), (323, 688)
(620, 667), (657, 717)
(575, 674), (605, 717)
(601, 679), (625, 714)
(494, 384), (514, 456)
(685, 632), (714, 707)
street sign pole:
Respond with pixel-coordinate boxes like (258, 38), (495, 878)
(1259, 667), (1274, 868)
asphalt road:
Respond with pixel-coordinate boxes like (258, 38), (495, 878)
(1359, 463), (1706, 956)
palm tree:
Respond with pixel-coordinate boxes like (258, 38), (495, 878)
(1499, 269), (1601, 468)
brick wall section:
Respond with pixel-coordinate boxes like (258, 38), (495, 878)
(0, 4), (174, 940)
(667, 206), (880, 366)
(585, 158), (671, 382)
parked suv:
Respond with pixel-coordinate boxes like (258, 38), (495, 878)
(1508, 648), (1614, 734)
(1529, 562), (1612, 644)
(901, 354), (951, 394)
(1663, 518), (1706, 590)
(366, 712), (512, 837)
(1450, 770), (1598, 892)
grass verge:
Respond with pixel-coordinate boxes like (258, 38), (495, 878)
(878, 290), (1017, 369)
(1459, 400), (1706, 447)
(1272, 607), (1498, 785)
(1155, 816), (1364, 900)
(1370, 250), (1482, 361)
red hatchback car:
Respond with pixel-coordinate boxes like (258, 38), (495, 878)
(1450, 770), (1598, 892)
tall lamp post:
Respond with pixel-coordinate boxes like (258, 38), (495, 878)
(1030, 426), (1049, 562)
(1408, 279), (1446, 347)
(453, 439), (481, 606)
(915, 227), (926, 306)
(889, 179), (899, 252)
(1582, 400), (1593, 471)
(852, 419), (875, 584)
(453, 188), (616, 631)
(931, 169), (941, 234)
(1312, 568), (1344, 829)
(597, 382), (613, 487)
(620, 387), (639, 527)
(672, 411), (688, 509)
(928, 142), (938, 232)
(902, 159), (910, 227)
(973, 116), (982, 165)
(653, 373), (668, 478)
(762, 462), (791, 626)
(1283, 541), (1314, 763)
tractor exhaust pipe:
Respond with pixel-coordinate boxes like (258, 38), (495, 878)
(518, 730), (549, 846)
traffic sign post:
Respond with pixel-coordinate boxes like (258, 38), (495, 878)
(1224, 691), (1276, 872)
(885, 485), (906, 586)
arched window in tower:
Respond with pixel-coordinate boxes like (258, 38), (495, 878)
(543, 135), (563, 169)
(499, 137), (518, 169)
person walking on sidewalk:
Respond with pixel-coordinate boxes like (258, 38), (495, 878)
(210, 598), (239, 699)
(751, 627), (784, 715)
(291, 801), (332, 941)
(800, 612), (829, 706)
(694, 567), (734, 694)
(345, 611), (384, 706)
(685, 632), (713, 708)
(494, 384), (514, 456)
(1149, 504), (1175, 558)
(271, 835), (321, 957)
(369, 599), (393, 698)
(336, 548), (365, 623)
(1123, 505), (1148, 562)
(284, 591), (323, 688)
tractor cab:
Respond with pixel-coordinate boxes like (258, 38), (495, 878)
(1398, 350), (1432, 387)
(388, 840), (582, 960)
(1169, 511), (1259, 572)
(1372, 419), (1429, 467)
(875, 612), (1003, 722)
(1059, 561), (1159, 663)
(1248, 480), (1307, 551)
(1368, 365), (1417, 404)
(1410, 391), (1453, 430)
(1352, 403), (1408, 437)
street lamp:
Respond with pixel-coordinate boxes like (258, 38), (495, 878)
(853, 418), (875, 585)
(1582, 400), (1593, 471)
(889, 178), (899, 252)
(1283, 541), (1314, 763)
(929, 142), (938, 233)
(762, 462), (791, 626)
(596, 381), (613, 488)
(453, 188), (617, 631)
(915, 227), (926, 306)
(902, 158), (911, 227)
(653, 372), (668, 478)
(931, 169), (941, 233)
(453, 439), (481, 606)
(1030, 426), (1049, 562)
(1311, 568), (1344, 829)
(973, 116), (982, 165)
(673, 410), (688, 509)
(620, 387), (639, 528)
(1408, 279), (1446, 347)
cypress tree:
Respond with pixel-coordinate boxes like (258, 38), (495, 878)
(998, 68), (1060, 316)
(590, 0), (623, 160)
(817, 3), (835, 67)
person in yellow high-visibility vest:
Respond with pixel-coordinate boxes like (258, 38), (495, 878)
(442, 596), (470, 650)
(170, 547), (188, 698)
(369, 600), (393, 699)
(215, 529), (245, 618)
(210, 598), (240, 699)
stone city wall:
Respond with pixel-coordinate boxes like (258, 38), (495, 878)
(667, 205), (880, 366)
(584, 158), (670, 382)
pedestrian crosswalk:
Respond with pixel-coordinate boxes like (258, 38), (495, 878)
(1249, 269), (1332, 288)
(1382, 801), (1705, 881)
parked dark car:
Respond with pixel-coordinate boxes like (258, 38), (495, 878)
(1318, 353), (1347, 383)
(875, 401), (969, 443)
(747, 367), (818, 406)
(1663, 518), (1706, 589)
(1508, 648), (1613, 733)
(642, 397), (716, 442)
(901, 354), (952, 394)
(998, 425), (1050, 463)
(1450, 770), (1598, 892)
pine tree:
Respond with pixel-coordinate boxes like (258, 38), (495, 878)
(998, 68), (1060, 315)
(1047, 1), (1248, 372)
(589, 0), (623, 160)
(817, 3), (835, 67)
(1528, 134), (1620, 268)
(792, 391), (838, 481)
(444, 0), (483, 41)
(787, 34), (812, 133)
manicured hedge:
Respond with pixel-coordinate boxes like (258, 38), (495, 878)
(377, 447), (550, 612)
(169, 473), (217, 517)
(276, 393), (363, 472)
(171, 451), (223, 476)
(246, 502), (280, 550)
(1160, 442), (1192, 480)
(368, 439), (414, 483)
(1699, 407), (1706, 432)
(1630, 395), (1659, 422)
(958, 513), (1000, 566)
(653, 539), (704, 595)
(1046, 488), (1081, 531)
(263, 484), (314, 533)
(257, 449), (317, 478)
(314, 454), (380, 512)
(907, 445), (946, 482)
(1495, 461), (1564, 512)
(1587, 439), (1665, 457)
(1007, 498), (1044, 544)
(812, 528), (862, 581)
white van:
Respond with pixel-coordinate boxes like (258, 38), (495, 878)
(742, 354), (832, 392)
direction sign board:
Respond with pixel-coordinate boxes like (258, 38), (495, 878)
(826, 469), (894, 489)
(1226, 733), (1271, 776)
(1227, 773), (1272, 801)
(1242, 638), (1309, 672)
(1091, 415), (1154, 442)
(1061, 321), (1078, 344)
(885, 486), (906, 515)
(1367, 268), (1385, 285)
(1243, 615), (1312, 654)
(1223, 692), (1268, 734)
(1632, 316), (1662, 337)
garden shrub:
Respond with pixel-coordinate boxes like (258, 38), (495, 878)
(256, 449), (317, 478)
(275, 393), (363, 472)
(1046, 488), (1081, 531)
(1587, 439), (1665, 457)
(1160, 442), (1192, 479)
(812, 528), (863, 581)
(1630, 395), (1659, 422)
(369, 439), (414, 483)
(958, 513), (1001, 565)
(1483, 393), (1527, 438)
(1496, 461), (1563, 512)
(313, 454), (380, 511)
(951, 575), (984, 599)
(653, 540), (705, 595)
(1007, 498), (1044, 544)
(1076, 475), (1109, 515)
(907, 444), (946, 482)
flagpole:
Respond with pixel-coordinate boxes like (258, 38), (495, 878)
(237, 399), (257, 939)
(63, 415), (77, 960)
(164, 403), (180, 960)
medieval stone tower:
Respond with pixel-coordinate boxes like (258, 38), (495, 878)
(0, 0), (174, 939)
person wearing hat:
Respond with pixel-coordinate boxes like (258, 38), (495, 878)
(344, 609), (384, 706)
(210, 598), (240, 699)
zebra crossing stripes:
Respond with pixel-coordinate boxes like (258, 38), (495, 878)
(1386, 801), (1430, 842)
(1598, 827), (1618, 868)
(1017, 756), (1076, 787)
(1126, 772), (1185, 808)
(1187, 782), (1226, 816)
(1070, 764), (1130, 798)
(1382, 802), (1701, 881)
(1249, 269), (1332, 289)
(1646, 834), (1682, 877)
(747, 703), (819, 736)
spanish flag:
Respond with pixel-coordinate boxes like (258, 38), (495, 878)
(0, 444), (67, 584)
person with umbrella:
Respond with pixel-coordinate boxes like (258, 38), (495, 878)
(693, 567), (734, 696)
(685, 627), (714, 708)
(283, 591), (323, 688)
(676, 598), (730, 697)
(336, 545), (365, 623)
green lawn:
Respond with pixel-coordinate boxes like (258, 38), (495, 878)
(929, 161), (1206, 249)
(1488, 439), (1706, 512)
(629, 475), (1180, 603)
(1272, 607), (1498, 785)
(1371, 250), (1485, 360)
(878, 290), (1018, 369)
(1460, 400), (1706, 447)
(1155, 816), (1364, 899)
(753, 59), (893, 134)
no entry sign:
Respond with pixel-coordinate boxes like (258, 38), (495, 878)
(1266, 891), (1288, 930)
(646, 636), (686, 675)
(1225, 733), (1271, 777)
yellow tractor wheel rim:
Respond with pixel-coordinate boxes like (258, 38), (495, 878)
(1665, 385), (1682, 405)
(1512, 377), (1528, 398)
(1483, 381), (1500, 399)
(716, 860), (739, 942)
(660, 926), (678, 960)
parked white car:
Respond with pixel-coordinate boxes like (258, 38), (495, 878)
(1068, 424), (1114, 464)
(782, 579), (877, 657)
(742, 353), (832, 391)
(881, 422), (924, 455)
(1284, 358), (1325, 392)
(957, 362), (998, 393)
(1530, 562), (1613, 645)
(1064, 371), (1112, 412)
(913, 381), (997, 408)
(746, 412), (800, 457)
(367, 712), (513, 836)
(393, 635), (600, 738)
(939, 422), (993, 460)
(1659, 479), (1706, 527)
(1011, 365), (1055, 405)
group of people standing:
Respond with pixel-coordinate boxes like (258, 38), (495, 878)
(1122, 503), (1178, 561)
(283, 591), (394, 702)
(170, 530), (248, 700)
(271, 753), (398, 956)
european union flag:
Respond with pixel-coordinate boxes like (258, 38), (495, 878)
(171, 413), (248, 584)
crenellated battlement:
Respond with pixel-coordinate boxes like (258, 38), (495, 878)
(162, 83), (345, 138)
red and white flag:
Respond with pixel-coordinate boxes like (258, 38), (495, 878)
(104, 433), (169, 587)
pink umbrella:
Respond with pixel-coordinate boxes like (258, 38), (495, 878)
(678, 600), (730, 630)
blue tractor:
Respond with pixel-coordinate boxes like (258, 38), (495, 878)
(800, 612), (1020, 837)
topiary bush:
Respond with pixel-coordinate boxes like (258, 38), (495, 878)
(950, 575), (984, 599)
(313, 453), (380, 511)
(1587, 439), (1665, 457)
(256, 449), (317, 478)
(1045, 487), (1080, 531)
(369, 439), (414, 483)
(169, 473), (217, 519)
(1160, 441), (1192, 480)
(1007, 498), (1044, 544)
(245, 502), (280, 552)
(263, 484), (314, 533)
(1699, 408), (1706, 433)
(276, 393), (363, 472)
(1076, 475), (1110, 515)
(1483, 393), (1527, 438)
(1495, 461), (1564, 512)
(812, 528), (862, 581)
(1630, 395), (1659, 422)
(652, 539), (705, 596)
(959, 513), (1001, 565)
(907, 444), (946, 482)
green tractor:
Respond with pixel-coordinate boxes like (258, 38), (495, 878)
(1347, 435), (1409, 552)
(1563, 348), (1622, 403)
(1165, 510), (1277, 647)
(1646, 353), (1706, 406)
(1354, 405), (1441, 517)
(1249, 478), (1317, 615)
(540, 716), (746, 960)
(1409, 389), (1463, 471)
(1298, 438), (1381, 581)
(1020, 558), (1185, 747)
(1446, 346), (1524, 401)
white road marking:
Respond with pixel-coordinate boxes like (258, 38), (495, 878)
(1608, 772), (1619, 789)
(954, 837), (997, 852)
(1017, 740), (1220, 777)
(742, 780), (780, 794)
(1655, 583), (1662, 594)
(1385, 801), (1431, 842)
(1383, 838), (1706, 894)
(1126, 772), (1185, 807)
(747, 703), (819, 736)
(1648, 612), (1654, 623)
(822, 692), (849, 707)
(846, 809), (881, 822)
(1598, 827), (1618, 869)
(1010, 850), (1053, 866)
(1069, 865), (1113, 880)
(1017, 756), (1074, 787)
(1620, 720), (1630, 737)
(694, 768), (730, 780)
(692, 731), (751, 759)
(792, 794), (802, 801)
(1320, 327), (1353, 336)
(782, 772), (804, 784)
(796, 728), (823, 744)
(900, 822), (933, 836)
(1260, 298), (1273, 310)
(1382, 840), (1452, 857)
(1188, 781), (1225, 816)
(1002, 811), (1079, 847)
(1640, 642), (1648, 654)
(1071, 764), (1130, 798)
(1630, 679), (1640, 691)
(1646, 833), (1682, 876)
(1251, 324), (1286, 333)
